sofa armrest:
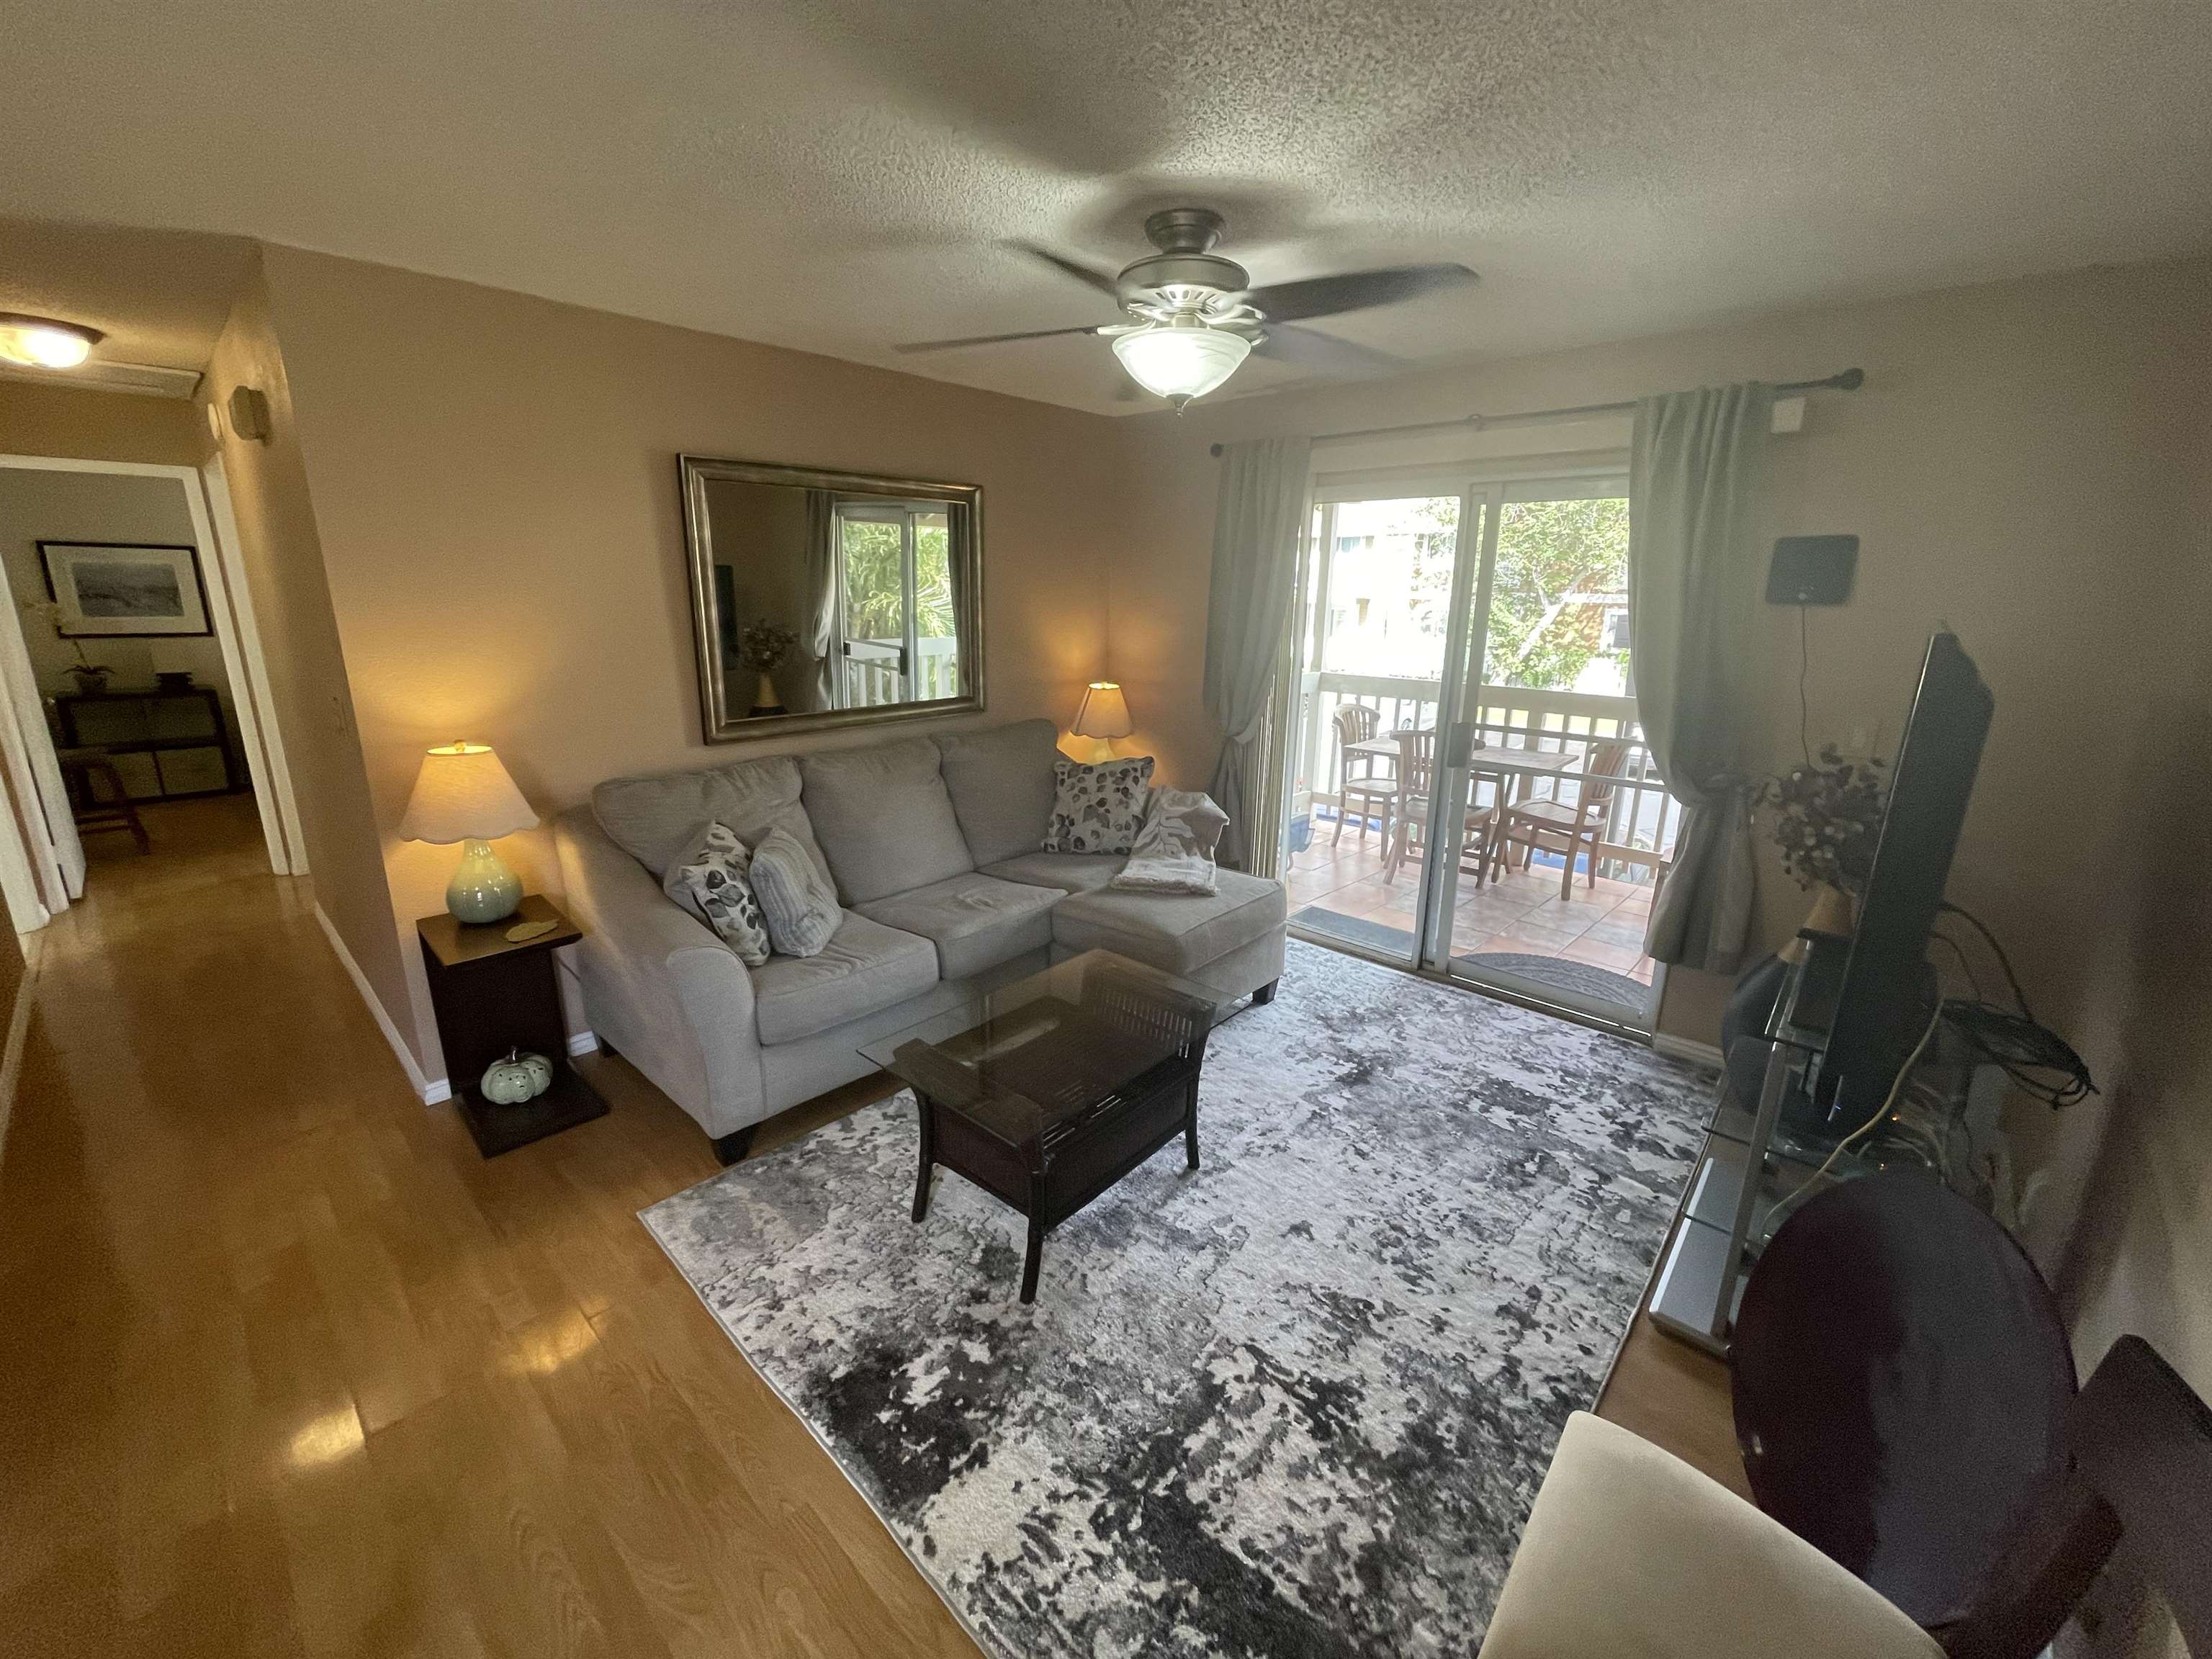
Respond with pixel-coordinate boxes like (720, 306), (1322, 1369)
(553, 806), (766, 1137)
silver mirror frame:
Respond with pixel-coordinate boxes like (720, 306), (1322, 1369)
(678, 454), (985, 742)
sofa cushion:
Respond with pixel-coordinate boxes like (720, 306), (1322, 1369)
(979, 851), (1128, 894)
(593, 755), (830, 884)
(748, 912), (938, 1046)
(749, 824), (843, 958)
(800, 737), (974, 905)
(935, 719), (1061, 866)
(1043, 754), (1155, 853)
(1050, 869), (1287, 975)
(855, 873), (1060, 980)
(662, 821), (772, 966)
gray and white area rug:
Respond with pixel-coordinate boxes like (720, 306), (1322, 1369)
(643, 939), (1709, 1658)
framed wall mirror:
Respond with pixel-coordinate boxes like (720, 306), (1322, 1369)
(678, 456), (984, 741)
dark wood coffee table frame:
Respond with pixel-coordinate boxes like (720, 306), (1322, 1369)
(890, 967), (1215, 1303)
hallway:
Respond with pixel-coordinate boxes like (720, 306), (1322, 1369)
(0, 798), (970, 1658)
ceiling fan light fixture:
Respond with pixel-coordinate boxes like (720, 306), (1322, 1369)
(0, 314), (102, 370)
(1110, 320), (1249, 409)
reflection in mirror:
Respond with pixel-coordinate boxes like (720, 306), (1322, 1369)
(680, 457), (983, 740)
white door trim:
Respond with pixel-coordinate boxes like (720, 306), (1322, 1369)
(0, 453), (305, 900)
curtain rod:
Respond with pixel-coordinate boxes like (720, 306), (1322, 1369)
(1205, 367), (1864, 457)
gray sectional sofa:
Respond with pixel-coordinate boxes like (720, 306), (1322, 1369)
(552, 718), (1287, 1161)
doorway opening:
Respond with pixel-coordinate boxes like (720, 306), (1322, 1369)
(1277, 467), (1680, 1033)
(0, 454), (302, 934)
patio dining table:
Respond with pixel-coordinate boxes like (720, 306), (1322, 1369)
(1345, 731), (1583, 806)
(1349, 730), (1585, 876)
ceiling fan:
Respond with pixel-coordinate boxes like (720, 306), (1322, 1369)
(896, 207), (1478, 408)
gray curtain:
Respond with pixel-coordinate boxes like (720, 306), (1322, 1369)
(1630, 382), (1774, 974)
(1204, 436), (1312, 874)
(805, 491), (837, 711)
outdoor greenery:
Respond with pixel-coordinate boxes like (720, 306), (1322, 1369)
(841, 516), (955, 642)
(1409, 495), (1631, 690)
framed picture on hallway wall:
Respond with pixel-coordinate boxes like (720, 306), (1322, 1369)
(37, 541), (213, 638)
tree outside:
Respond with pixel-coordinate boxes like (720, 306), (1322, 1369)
(840, 516), (955, 642)
(1486, 497), (1629, 691)
(1403, 496), (1629, 691)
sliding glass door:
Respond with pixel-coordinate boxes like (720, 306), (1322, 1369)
(835, 500), (959, 708)
(1280, 467), (1671, 1031)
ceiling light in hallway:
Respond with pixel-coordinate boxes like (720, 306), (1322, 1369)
(0, 313), (103, 369)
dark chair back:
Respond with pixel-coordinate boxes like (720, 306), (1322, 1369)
(1731, 1170), (2077, 1627)
(1943, 1334), (2212, 1659)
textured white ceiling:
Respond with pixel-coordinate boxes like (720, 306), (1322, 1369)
(4, 1), (2208, 414)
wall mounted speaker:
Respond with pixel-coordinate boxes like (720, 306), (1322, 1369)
(1767, 534), (1858, 605)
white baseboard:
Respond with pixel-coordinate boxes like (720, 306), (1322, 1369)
(567, 1029), (598, 1058)
(314, 904), (449, 1105)
(1653, 1032), (1725, 1071)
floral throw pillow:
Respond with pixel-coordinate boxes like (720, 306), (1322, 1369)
(1112, 788), (1230, 895)
(746, 824), (843, 958)
(1043, 754), (1156, 854)
(662, 822), (772, 966)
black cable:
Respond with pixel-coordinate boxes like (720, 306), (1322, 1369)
(1797, 603), (1813, 764)
(1940, 901), (2036, 1022)
(1930, 929), (1984, 1002)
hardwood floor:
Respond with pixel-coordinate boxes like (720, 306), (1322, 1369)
(0, 795), (1737, 1657)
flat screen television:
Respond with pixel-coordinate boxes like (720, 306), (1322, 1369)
(1809, 631), (1994, 1123)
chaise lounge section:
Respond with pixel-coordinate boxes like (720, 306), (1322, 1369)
(554, 719), (1285, 1160)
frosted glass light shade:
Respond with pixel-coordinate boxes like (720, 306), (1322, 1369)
(397, 743), (538, 844)
(1111, 323), (1249, 405)
(1071, 681), (1133, 739)
(0, 315), (99, 369)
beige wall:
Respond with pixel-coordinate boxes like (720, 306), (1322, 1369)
(1113, 255), (2212, 1277)
(202, 254), (412, 1052)
(251, 244), (1122, 1080)
(2051, 379), (2212, 1400)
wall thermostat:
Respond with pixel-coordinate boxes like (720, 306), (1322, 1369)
(227, 385), (273, 444)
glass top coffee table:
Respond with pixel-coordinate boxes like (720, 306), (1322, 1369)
(860, 949), (1220, 1303)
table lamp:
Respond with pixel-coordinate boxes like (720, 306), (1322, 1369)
(1071, 681), (1133, 763)
(398, 742), (539, 923)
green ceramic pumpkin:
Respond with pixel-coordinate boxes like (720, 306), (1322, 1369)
(481, 1048), (552, 1105)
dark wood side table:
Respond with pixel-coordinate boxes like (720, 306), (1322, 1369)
(415, 894), (608, 1158)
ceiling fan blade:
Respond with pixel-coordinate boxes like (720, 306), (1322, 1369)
(893, 323), (1106, 354)
(1245, 263), (1478, 323)
(1250, 324), (1406, 379)
(1007, 240), (1123, 297)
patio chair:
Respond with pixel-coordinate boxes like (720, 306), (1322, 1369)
(1381, 727), (1502, 889)
(1488, 739), (1630, 899)
(1330, 703), (1395, 848)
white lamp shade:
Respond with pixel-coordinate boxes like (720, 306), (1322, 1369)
(1071, 681), (1133, 739)
(397, 743), (538, 844)
(1111, 323), (1249, 404)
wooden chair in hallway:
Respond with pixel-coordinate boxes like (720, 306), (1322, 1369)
(58, 747), (150, 855)
(1330, 702), (1395, 848)
(1382, 727), (1503, 889)
(1488, 739), (1629, 899)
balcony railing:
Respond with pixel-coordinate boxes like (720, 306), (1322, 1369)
(1293, 670), (1683, 879)
(842, 636), (961, 708)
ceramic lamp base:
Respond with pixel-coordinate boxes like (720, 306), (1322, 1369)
(446, 838), (523, 924)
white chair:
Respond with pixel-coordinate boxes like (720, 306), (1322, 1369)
(1478, 1413), (1941, 1659)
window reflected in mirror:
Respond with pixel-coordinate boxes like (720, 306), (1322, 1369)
(680, 458), (983, 740)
